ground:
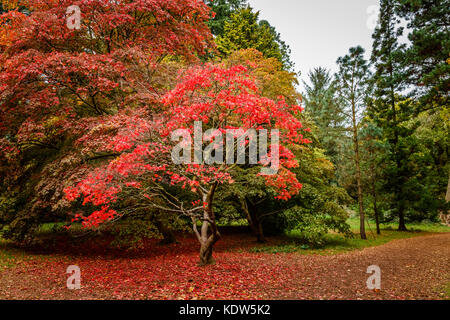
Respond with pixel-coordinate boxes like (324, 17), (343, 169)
(0, 221), (449, 300)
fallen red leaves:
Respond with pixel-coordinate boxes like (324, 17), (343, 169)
(1, 233), (449, 300)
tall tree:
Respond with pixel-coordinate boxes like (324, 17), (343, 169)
(259, 20), (294, 71)
(303, 67), (346, 163)
(360, 120), (387, 235)
(395, 0), (449, 225)
(396, 0), (449, 109)
(335, 46), (371, 240)
(370, 0), (409, 231)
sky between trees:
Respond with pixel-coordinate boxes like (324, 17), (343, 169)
(247, 0), (410, 89)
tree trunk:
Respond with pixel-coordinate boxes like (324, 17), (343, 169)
(198, 221), (220, 265)
(194, 183), (221, 266)
(371, 178), (381, 235)
(199, 237), (216, 266)
(352, 98), (366, 240)
(442, 174), (450, 225)
(373, 193), (381, 235)
(398, 198), (407, 231)
(155, 216), (177, 245)
(240, 198), (266, 243)
(388, 66), (408, 232)
(398, 206), (407, 231)
(256, 219), (266, 243)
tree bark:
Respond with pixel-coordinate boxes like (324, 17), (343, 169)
(398, 204), (407, 231)
(155, 217), (177, 245)
(199, 236), (217, 266)
(195, 183), (221, 266)
(240, 198), (266, 243)
(441, 173), (450, 225)
(256, 219), (266, 243)
(373, 188), (381, 235)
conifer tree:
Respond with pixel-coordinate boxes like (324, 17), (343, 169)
(370, 0), (409, 231)
(335, 46), (371, 240)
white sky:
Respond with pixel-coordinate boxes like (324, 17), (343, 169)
(247, 0), (381, 88)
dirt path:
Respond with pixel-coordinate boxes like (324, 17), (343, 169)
(0, 233), (449, 300)
(273, 233), (450, 299)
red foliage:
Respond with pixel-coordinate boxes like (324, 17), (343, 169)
(63, 63), (310, 264)
(0, 0), (213, 135)
(65, 64), (308, 225)
(0, 0), (214, 219)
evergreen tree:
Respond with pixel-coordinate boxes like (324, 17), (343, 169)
(370, 0), (411, 231)
(360, 119), (387, 235)
(395, 0), (449, 224)
(259, 20), (294, 71)
(302, 67), (345, 163)
(335, 46), (371, 240)
(396, 0), (450, 108)
(205, 0), (248, 36)
(216, 7), (292, 69)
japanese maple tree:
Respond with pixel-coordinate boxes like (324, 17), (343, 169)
(65, 63), (309, 265)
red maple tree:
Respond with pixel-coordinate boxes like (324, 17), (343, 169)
(64, 63), (308, 265)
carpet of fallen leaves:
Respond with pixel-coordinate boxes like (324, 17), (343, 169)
(0, 232), (449, 300)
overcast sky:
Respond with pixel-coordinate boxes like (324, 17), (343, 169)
(247, 0), (381, 89)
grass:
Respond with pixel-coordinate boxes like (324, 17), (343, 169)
(249, 218), (450, 255)
(0, 238), (26, 269)
(346, 217), (450, 233)
(445, 283), (450, 300)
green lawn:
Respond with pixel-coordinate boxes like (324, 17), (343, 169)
(0, 238), (25, 269)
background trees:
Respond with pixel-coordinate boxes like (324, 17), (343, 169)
(205, 0), (248, 36)
(302, 0), (448, 232)
(395, 0), (449, 108)
(303, 67), (346, 165)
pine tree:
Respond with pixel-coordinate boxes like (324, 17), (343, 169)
(370, 0), (410, 231)
(303, 67), (346, 163)
(335, 46), (371, 240)
(259, 20), (294, 71)
(396, 0), (449, 108)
